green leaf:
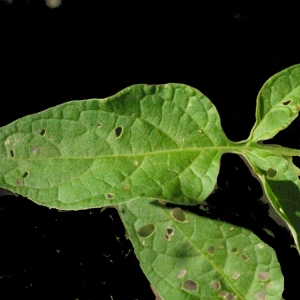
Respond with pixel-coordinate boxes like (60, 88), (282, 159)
(239, 64), (300, 250)
(1, 65), (300, 253)
(119, 199), (284, 299)
(241, 148), (300, 250)
(0, 84), (231, 209)
(249, 64), (300, 142)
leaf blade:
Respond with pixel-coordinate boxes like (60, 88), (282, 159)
(0, 84), (230, 209)
(242, 149), (300, 250)
(250, 64), (300, 142)
(119, 199), (284, 299)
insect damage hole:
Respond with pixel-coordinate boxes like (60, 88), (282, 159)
(22, 171), (29, 178)
(165, 227), (174, 241)
(212, 280), (221, 290)
(207, 246), (215, 255)
(137, 224), (155, 238)
(255, 291), (266, 300)
(283, 99), (291, 105)
(171, 207), (186, 222)
(258, 272), (269, 281)
(183, 280), (198, 291)
(107, 193), (114, 199)
(10, 149), (15, 157)
(166, 228), (174, 235)
(267, 168), (277, 178)
(241, 254), (249, 261)
(40, 129), (46, 136)
(115, 126), (123, 138)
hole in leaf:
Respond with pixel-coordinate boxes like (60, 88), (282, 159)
(207, 246), (215, 255)
(97, 123), (102, 127)
(171, 207), (186, 222)
(165, 227), (174, 241)
(137, 224), (155, 238)
(255, 291), (266, 300)
(183, 280), (198, 291)
(10, 149), (15, 157)
(40, 129), (46, 136)
(226, 293), (236, 300)
(232, 272), (240, 279)
(115, 126), (122, 138)
(177, 269), (186, 278)
(231, 248), (238, 253)
(283, 99), (291, 105)
(258, 272), (269, 281)
(241, 254), (249, 261)
(212, 280), (221, 290)
(165, 234), (171, 241)
(22, 171), (29, 178)
(166, 228), (174, 235)
(107, 193), (114, 199)
(267, 168), (277, 178)
(157, 200), (167, 206)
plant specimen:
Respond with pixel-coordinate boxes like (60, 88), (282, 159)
(2, 64), (300, 299)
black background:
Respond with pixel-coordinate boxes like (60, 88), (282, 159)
(0, 1), (300, 299)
